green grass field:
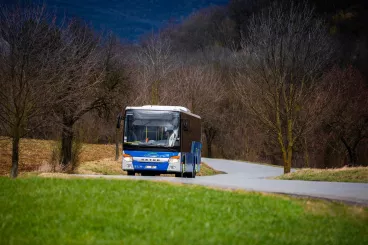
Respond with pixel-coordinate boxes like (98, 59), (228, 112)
(277, 167), (368, 183)
(0, 177), (367, 245)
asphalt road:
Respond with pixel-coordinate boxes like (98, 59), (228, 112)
(76, 158), (368, 205)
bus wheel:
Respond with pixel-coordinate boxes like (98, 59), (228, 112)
(188, 172), (196, 178)
(127, 171), (135, 176)
(188, 165), (196, 178)
(175, 173), (182, 178)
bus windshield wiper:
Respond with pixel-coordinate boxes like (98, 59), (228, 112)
(123, 144), (177, 151)
(142, 145), (177, 151)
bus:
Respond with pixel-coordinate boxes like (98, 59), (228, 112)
(117, 105), (202, 178)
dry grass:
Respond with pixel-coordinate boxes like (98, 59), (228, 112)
(197, 162), (226, 176)
(0, 137), (118, 176)
(1, 137), (222, 177)
(277, 167), (368, 183)
(76, 157), (126, 175)
(0, 137), (54, 175)
(76, 156), (222, 176)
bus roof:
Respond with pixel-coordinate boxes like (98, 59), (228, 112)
(125, 105), (201, 119)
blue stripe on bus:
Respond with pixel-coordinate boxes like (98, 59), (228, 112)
(123, 150), (178, 158)
(132, 161), (169, 171)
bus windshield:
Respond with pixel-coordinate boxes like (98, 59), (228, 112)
(124, 110), (180, 148)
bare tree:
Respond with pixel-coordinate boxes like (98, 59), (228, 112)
(0, 4), (60, 178)
(323, 66), (368, 166)
(52, 20), (127, 167)
(103, 34), (130, 161)
(234, 1), (335, 173)
(170, 63), (225, 157)
(134, 33), (178, 105)
(228, 0), (271, 50)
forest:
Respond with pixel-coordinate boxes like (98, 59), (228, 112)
(1, 0), (367, 178)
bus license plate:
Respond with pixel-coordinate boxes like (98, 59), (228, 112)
(145, 166), (157, 169)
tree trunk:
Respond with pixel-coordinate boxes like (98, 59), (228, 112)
(284, 118), (293, 174)
(279, 136), (294, 174)
(341, 137), (357, 166)
(275, 90), (292, 174)
(61, 121), (74, 166)
(285, 147), (292, 174)
(347, 147), (357, 166)
(204, 127), (215, 158)
(115, 128), (120, 161)
(304, 136), (309, 168)
(10, 136), (20, 178)
(151, 80), (160, 104)
(207, 140), (213, 158)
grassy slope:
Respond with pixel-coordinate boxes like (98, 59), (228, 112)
(0, 137), (116, 175)
(0, 177), (367, 245)
(277, 167), (368, 183)
(0, 137), (222, 176)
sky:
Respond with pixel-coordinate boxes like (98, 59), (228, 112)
(1, 0), (228, 41)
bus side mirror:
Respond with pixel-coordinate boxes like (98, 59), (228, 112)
(182, 119), (189, 131)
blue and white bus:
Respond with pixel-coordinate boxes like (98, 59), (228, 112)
(118, 105), (202, 178)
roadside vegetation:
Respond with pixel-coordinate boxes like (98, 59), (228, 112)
(277, 167), (368, 183)
(1, 1), (368, 178)
(76, 157), (222, 176)
(0, 177), (366, 245)
(0, 137), (222, 177)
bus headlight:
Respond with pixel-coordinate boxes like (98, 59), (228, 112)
(168, 156), (180, 164)
(123, 154), (133, 162)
